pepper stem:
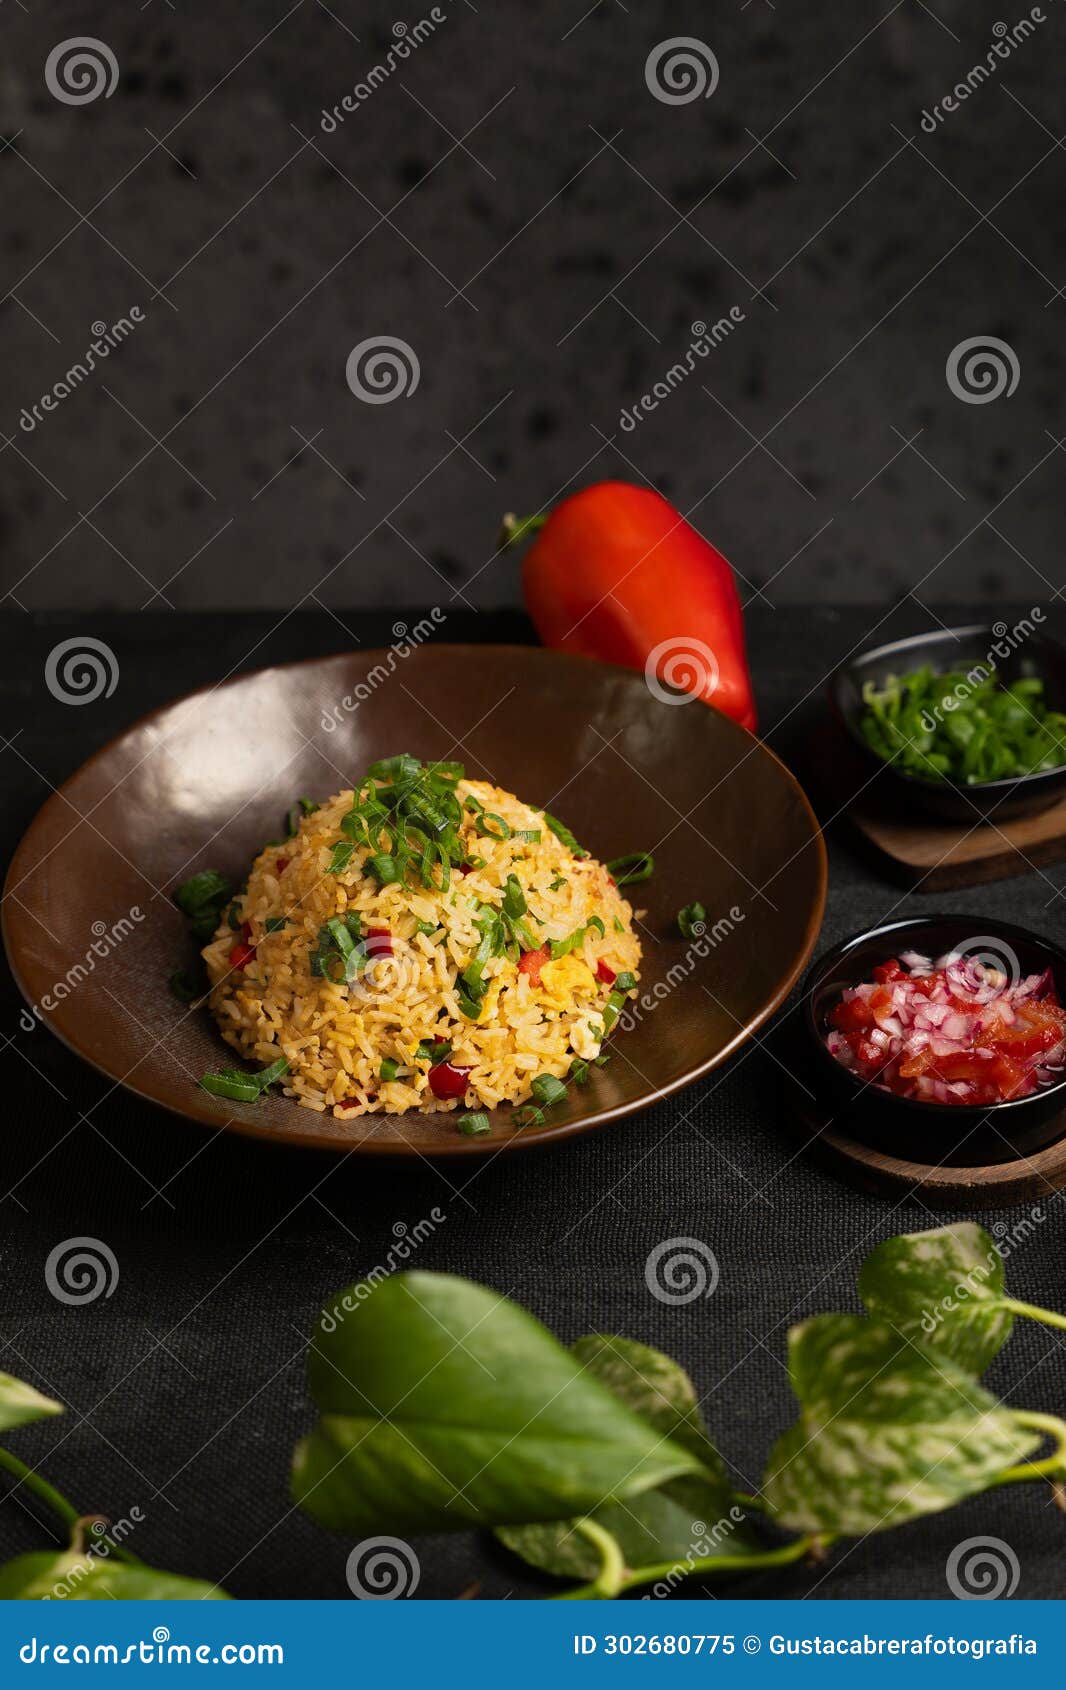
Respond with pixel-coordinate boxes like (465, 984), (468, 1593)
(498, 511), (549, 550)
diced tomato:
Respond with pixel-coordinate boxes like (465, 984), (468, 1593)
(829, 996), (875, 1033)
(518, 944), (550, 988)
(276, 857), (290, 875)
(366, 926), (393, 957)
(595, 961), (617, 985)
(873, 959), (905, 984)
(228, 941), (256, 970)
(826, 951), (1066, 1106)
(428, 1061), (473, 1100)
(460, 862), (474, 876)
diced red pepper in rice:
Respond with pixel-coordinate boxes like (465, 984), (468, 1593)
(428, 1061), (472, 1100)
(518, 944), (550, 988)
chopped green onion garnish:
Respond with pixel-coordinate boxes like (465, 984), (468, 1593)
(379, 1058), (399, 1082)
(549, 876), (567, 892)
(265, 917), (288, 933)
(531, 1073), (568, 1107)
(480, 811), (511, 840)
(678, 901), (706, 939)
(543, 811), (589, 857)
(169, 969), (202, 1004)
(199, 1055), (288, 1103)
(416, 1039), (453, 1063)
(593, 1049), (612, 1067)
(857, 668), (1066, 785)
(602, 989), (625, 1032)
(174, 870), (231, 918)
(255, 1057), (289, 1088)
(326, 915), (356, 960)
(549, 926), (587, 960)
(615, 971), (637, 992)
(516, 828), (542, 843)
(285, 796), (319, 836)
(502, 874), (527, 920)
(367, 853), (403, 885)
(569, 1058), (590, 1087)
(327, 841), (354, 875)
(199, 1073), (260, 1102)
(606, 851), (654, 886)
(513, 1105), (546, 1128)
(414, 918), (439, 937)
(457, 1112), (491, 1137)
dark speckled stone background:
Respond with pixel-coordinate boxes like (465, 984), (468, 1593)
(2, 0), (1064, 612)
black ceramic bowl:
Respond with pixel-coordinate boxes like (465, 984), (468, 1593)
(829, 624), (1066, 823)
(802, 916), (1066, 1166)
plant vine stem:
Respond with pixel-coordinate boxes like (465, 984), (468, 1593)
(731, 1491), (769, 1514)
(617, 1534), (826, 1595)
(0, 1446), (140, 1565)
(1002, 1297), (1066, 1334)
(552, 1519), (626, 1599)
(991, 1410), (1066, 1489)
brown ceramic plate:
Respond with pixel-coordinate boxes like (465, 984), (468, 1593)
(3, 645), (826, 1155)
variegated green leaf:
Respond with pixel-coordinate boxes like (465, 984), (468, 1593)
(763, 1315), (1039, 1536)
(0, 1551), (227, 1600)
(859, 1223), (1012, 1375)
(292, 1276), (701, 1536)
(0, 1373), (62, 1433)
(498, 1335), (760, 1580)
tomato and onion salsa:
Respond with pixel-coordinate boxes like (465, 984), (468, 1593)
(824, 950), (1066, 1106)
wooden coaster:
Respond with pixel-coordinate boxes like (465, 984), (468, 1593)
(805, 728), (1066, 891)
(843, 790), (1066, 892)
(786, 1084), (1066, 1210)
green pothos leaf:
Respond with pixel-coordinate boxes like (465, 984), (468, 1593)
(498, 1335), (760, 1581)
(858, 1223), (1013, 1375)
(763, 1315), (1039, 1537)
(292, 1275), (701, 1537)
(0, 1552), (228, 1601)
(0, 1373), (62, 1433)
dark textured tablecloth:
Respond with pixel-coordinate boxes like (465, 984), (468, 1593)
(3, 605), (1066, 1602)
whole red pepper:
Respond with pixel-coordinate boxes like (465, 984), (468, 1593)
(509, 482), (756, 732)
